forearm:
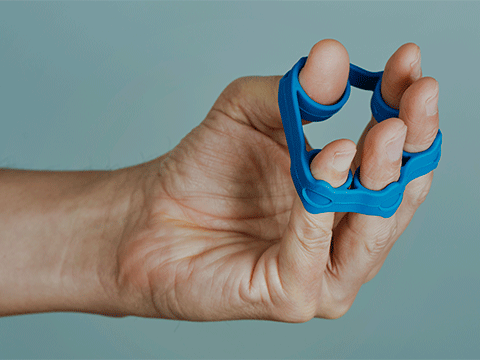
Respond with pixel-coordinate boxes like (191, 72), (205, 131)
(0, 166), (147, 316)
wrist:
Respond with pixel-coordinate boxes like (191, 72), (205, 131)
(71, 164), (152, 316)
(0, 165), (150, 316)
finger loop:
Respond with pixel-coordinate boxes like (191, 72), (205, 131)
(278, 56), (443, 218)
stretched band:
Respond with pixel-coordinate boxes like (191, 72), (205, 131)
(278, 56), (442, 218)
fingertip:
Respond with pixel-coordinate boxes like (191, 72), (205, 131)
(399, 76), (439, 153)
(365, 118), (406, 144)
(382, 42), (422, 109)
(400, 76), (439, 109)
(310, 139), (356, 187)
(359, 118), (407, 190)
(409, 44), (422, 81)
(299, 39), (350, 106)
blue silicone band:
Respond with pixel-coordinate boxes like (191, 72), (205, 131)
(278, 56), (442, 218)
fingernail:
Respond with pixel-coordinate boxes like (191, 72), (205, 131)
(410, 52), (422, 80)
(332, 150), (356, 172)
(386, 127), (407, 162)
(425, 88), (439, 116)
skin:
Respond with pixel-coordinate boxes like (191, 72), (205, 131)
(0, 40), (439, 322)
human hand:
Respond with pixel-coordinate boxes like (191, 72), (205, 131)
(116, 39), (439, 322)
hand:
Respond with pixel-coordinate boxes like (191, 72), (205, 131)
(116, 39), (439, 322)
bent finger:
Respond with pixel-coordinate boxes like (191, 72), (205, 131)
(277, 139), (356, 320)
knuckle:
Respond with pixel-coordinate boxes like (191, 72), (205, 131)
(406, 126), (439, 153)
(278, 298), (317, 323)
(286, 308), (316, 323)
(227, 76), (248, 92)
(362, 223), (398, 259)
(323, 305), (351, 320)
(363, 273), (375, 284)
(364, 265), (381, 284)
(387, 165), (402, 183)
(415, 182), (431, 206)
(303, 212), (333, 242)
(316, 284), (357, 320)
(406, 174), (433, 208)
(362, 239), (383, 259)
(360, 165), (400, 191)
(319, 297), (354, 320)
(289, 212), (333, 256)
(225, 76), (259, 104)
(298, 228), (332, 256)
(214, 77), (252, 121)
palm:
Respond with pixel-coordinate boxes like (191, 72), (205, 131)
(120, 108), (301, 320)
(162, 113), (294, 240)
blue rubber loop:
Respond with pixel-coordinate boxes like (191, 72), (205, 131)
(278, 56), (442, 218)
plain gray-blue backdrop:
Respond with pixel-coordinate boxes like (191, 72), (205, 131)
(0, 1), (479, 359)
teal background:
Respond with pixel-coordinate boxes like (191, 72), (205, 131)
(0, 1), (479, 358)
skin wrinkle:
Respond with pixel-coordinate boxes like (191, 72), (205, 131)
(325, 236), (340, 283)
(326, 244), (362, 302)
(210, 98), (291, 155)
(262, 251), (278, 316)
(405, 173), (433, 208)
(218, 253), (248, 317)
(202, 113), (254, 144)
(149, 226), (272, 283)
(182, 123), (283, 194)
(290, 216), (332, 256)
(363, 232), (400, 284)
(159, 129), (294, 236)
(168, 262), (185, 320)
(324, 256), (358, 303)
(148, 267), (165, 317)
(363, 195), (413, 283)
(217, 77), (292, 147)
(382, 44), (419, 109)
(148, 254), (186, 319)
(209, 106), (250, 129)
(407, 128), (438, 152)
(399, 91), (438, 152)
(163, 195), (291, 220)
(214, 87), (260, 133)
(168, 190), (264, 220)
(232, 77), (280, 129)
(360, 127), (404, 190)
(274, 249), (284, 306)
(249, 246), (288, 319)
(117, 243), (160, 315)
(332, 217), (384, 281)
(237, 266), (263, 320)
(246, 247), (263, 302)
(360, 159), (402, 189)
(167, 188), (292, 205)
(149, 201), (290, 241)
(112, 170), (153, 310)
(227, 252), (262, 314)
(172, 243), (256, 320)
(202, 213), (289, 242)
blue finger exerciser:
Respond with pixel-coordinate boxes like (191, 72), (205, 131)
(278, 56), (442, 218)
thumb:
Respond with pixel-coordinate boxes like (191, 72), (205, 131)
(277, 40), (353, 318)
